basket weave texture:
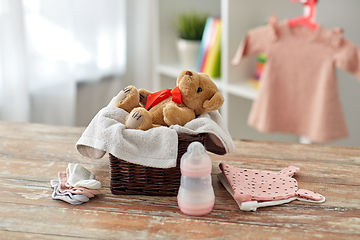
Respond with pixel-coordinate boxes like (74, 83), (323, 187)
(109, 133), (206, 196)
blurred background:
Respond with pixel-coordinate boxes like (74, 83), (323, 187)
(1, 0), (360, 147)
(0, 0), (151, 127)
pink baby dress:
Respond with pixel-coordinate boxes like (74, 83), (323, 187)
(232, 15), (360, 142)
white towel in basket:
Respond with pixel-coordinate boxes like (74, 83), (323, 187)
(76, 97), (235, 168)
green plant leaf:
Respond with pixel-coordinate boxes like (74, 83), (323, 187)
(176, 12), (209, 40)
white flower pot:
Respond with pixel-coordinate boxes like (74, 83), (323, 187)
(177, 38), (201, 70)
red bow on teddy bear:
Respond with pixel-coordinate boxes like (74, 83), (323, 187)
(145, 87), (182, 110)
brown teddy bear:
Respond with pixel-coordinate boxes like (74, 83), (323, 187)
(113, 70), (224, 130)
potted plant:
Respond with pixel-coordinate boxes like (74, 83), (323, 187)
(176, 12), (208, 70)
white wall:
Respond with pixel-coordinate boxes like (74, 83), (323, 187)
(75, 0), (154, 126)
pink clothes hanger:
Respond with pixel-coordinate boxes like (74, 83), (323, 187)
(288, 0), (319, 30)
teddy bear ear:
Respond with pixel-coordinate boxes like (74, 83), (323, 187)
(203, 92), (224, 112)
(176, 70), (194, 85)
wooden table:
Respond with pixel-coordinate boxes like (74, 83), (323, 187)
(1, 121), (360, 239)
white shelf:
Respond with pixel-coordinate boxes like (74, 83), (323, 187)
(158, 63), (257, 100)
(157, 63), (220, 80)
(226, 81), (258, 100)
(157, 63), (185, 79)
(157, 62), (222, 87)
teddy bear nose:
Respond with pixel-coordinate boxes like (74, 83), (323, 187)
(185, 71), (193, 76)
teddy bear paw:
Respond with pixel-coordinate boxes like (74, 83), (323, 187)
(114, 86), (132, 103)
(125, 107), (153, 130)
(126, 110), (143, 129)
(114, 85), (140, 113)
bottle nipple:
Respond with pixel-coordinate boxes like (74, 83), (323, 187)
(180, 141), (212, 178)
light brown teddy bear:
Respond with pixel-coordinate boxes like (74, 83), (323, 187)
(113, 70), (224, 130)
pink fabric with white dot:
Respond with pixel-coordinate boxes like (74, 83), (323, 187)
(219, 163), (324, 203)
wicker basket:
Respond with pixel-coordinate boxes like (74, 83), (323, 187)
(109, 133), (206, 196)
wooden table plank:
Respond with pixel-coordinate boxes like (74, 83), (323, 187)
(0, 231), (85, 240)
(1, 121), (360, 239)
(1, 199), (360, 240)
(0, 121), (85, 143)
(1, 158), (360, 237)
(228, 139), (360, 164)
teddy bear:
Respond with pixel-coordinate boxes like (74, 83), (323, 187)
(113, 70), (224, 130)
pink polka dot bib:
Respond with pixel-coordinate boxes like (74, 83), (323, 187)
(218, 163), (325, 211)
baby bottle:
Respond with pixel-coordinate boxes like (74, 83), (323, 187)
(177, 141), (215, 216)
